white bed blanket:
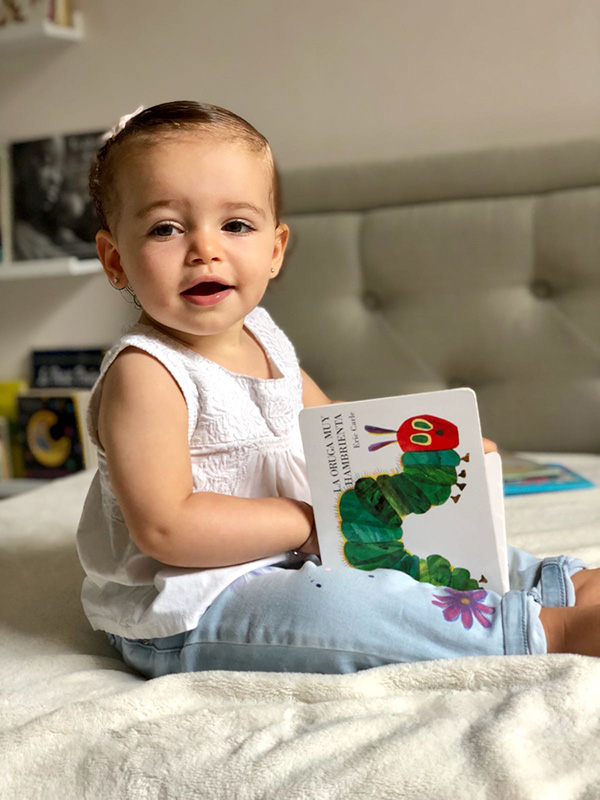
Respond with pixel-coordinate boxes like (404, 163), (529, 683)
(1, 454), (600, 799)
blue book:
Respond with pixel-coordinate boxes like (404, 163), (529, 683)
(503, 461), (594, 496)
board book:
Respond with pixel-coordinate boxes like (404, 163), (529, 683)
(299, 388), (509, 595)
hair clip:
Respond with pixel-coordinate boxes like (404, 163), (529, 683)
(102, 105), (145, 142)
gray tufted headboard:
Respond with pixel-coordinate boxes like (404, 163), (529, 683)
(262, 140), (600, 454)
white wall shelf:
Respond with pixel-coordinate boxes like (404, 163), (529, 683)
(0, 258), (102, 280)
(0, 478), (50, 499)
(0, 11), (84, 50)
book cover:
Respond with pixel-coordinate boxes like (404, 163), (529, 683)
(502, 455), (594, 496)
(299, 388), (509, 595)
(0, 379), (28, 477)
(0, 415), (12, 479)
(31, 348), (105, 389)
(17, 389), (96, 478)
(52, 0), (73, 27)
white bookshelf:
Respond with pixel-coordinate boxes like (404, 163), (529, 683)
(0, 478), (50, 499)
(0, 11), (92, 498)
(0, 12), (97, 282)
(0, 11), (84, 49)
(0, 257), (102, 280)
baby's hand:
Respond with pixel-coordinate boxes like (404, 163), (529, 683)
(482, 437), (498, 454)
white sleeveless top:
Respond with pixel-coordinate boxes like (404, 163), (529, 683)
(76, 306), (312, 639)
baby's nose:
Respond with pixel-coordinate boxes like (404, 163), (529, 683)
(187, 230), (222, 262)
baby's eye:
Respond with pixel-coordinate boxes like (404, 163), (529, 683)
(223, 219), (254, 234)
(149, 222), (182, 238)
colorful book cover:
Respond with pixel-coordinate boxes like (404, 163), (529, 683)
(0, 416), (12, 480)
(17, 389), (96, 478)
(299, 388), (509, 596)
(0, 380), (28, 477)
(502, 457), (594, 496)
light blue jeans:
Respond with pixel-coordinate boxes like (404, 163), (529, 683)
(106, 546), (587, 678)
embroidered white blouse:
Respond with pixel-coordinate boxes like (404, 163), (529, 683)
(76, 306), (312, 639)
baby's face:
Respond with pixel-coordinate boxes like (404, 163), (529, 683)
(106, 133), (287, 350)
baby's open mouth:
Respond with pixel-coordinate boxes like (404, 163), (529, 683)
(183, 282), (232, 296)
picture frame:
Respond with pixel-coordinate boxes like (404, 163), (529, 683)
(4, 129), (104, 264)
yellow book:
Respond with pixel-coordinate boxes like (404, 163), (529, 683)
(0, 380), (28, 478)
(52, 0), (72, 27)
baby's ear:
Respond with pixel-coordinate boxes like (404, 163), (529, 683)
(96, 230), (127, 287)
(271, 222), (290, 275)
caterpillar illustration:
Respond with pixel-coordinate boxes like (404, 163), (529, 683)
(337, 414), (482, 591)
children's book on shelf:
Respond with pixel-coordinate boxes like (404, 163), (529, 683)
(17, 388), (96, 479)
(31, 348), (105, 389)
(0, 379), (28, 477)
(0, 415), (12, 479)
(299, 388), (509, 596)
(500, 453), (594, 495)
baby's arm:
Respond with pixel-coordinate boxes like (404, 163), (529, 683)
(300, 367), (335, 407)
(98, 348), (314, 569)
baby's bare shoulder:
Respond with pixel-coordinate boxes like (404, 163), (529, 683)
(98, 346), (187, 450)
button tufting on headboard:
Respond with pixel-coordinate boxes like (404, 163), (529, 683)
(265, 140), (600, 453)
(530, 279), (555, 299)
(361, 291), (382, 311)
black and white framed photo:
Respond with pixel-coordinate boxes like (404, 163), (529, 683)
(10, 130), (104, 262)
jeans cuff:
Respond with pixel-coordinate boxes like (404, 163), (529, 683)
(501, 590), (546, 655)
(539, 556), (587, 607)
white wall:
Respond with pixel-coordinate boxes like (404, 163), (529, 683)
(1, 0), (599, 379)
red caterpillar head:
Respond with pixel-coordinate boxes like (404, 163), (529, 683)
(365, 414), (459, 452)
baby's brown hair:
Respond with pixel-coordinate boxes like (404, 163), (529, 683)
(89, 101), (282, 233)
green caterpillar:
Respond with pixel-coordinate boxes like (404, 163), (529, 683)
(337, 417), (482, 590)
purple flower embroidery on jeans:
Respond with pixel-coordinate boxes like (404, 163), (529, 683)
(432, 587), (495, 629)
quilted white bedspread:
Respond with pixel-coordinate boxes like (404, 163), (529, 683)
(1, 454), (600, 800)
